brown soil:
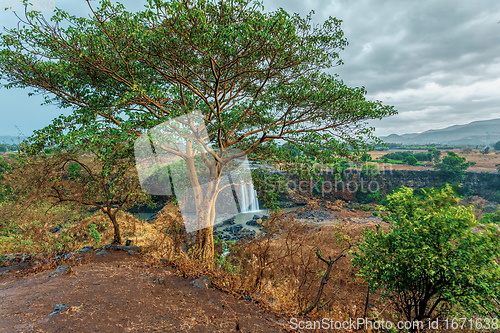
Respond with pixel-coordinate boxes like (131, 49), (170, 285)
(0, 250), (288, 333)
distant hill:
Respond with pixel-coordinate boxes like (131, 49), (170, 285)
(379, 119), (500, 146)
(0, 136), (27, 144)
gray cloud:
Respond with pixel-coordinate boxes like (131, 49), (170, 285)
(1, 0), (499, 137)
(264, 0), (500, 135)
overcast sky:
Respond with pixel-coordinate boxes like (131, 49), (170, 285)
(1, 0), (499, 137)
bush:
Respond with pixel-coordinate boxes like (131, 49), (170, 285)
(88, 224), (102, 245)
(352, 185), (500, 327)
(404, 155), (418, 165)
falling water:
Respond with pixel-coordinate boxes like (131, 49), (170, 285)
(239, 183), (260, 213)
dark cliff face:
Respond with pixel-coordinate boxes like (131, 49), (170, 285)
(274, 170), (500, 204)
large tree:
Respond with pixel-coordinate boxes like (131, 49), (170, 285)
(0, 0), (396, 264)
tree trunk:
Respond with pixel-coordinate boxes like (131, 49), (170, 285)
(192, 193), (217, 267)
(194, 227), (215, 264)
(184, 148), (220, 267)
(108, 212), (122, 245)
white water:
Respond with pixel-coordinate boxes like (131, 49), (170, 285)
(239, 183), (260, 213)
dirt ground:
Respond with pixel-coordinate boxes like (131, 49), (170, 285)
(368, 149), (500, 172)
(0, 206), (388, 333)
(0, 250), (288, 333)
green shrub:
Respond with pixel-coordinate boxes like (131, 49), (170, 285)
(353, 185), (500, 325)
(89, 223), (102, 245)
(67, 161), (82, 180)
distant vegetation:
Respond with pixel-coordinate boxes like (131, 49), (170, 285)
(433, 151), (476, 183)
(494, 141), (500, 151)
(375, 147), (441, 166)
(0, 143), (17, 153)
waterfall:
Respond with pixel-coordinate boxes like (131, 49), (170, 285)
(239, 183), (260, 213)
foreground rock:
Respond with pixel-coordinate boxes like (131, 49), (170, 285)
(49, 303), (69, 316)
(49, 265), (71, 278)
(190, 276), (211, 289)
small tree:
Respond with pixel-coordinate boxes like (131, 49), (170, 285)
(482, 146), (490, 154)
(404, 154), (418, 166)
(428, 147), (441, 163)
(494, 141), (500, 151)
(18, 138), (151, 245)
(433, 151), (475, 183)
(352, 185), (500, 329)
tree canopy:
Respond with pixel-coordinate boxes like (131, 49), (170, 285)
(433, 151), (475, 183)
(0, 0), (396, 263)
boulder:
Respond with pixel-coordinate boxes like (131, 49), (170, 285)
(49, 265), (71, 278)
(190, 276), (211, 289)
(222, 217), (236, 225)
(224, 224), (242, 234)
(245, 219), (263, 228)
(78, 246), (93, 254)
(96, 250), (109, 257)
(50, 303), (69, 316)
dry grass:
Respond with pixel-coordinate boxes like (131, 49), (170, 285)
(139, 204), (386, 326)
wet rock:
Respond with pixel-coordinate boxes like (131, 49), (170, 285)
(222, 217), (236, 225)
(246, 219), (261, 227)
(49, 265), (71, 278)
(50, 303), (69, 316)
(230, 224), (243, 234)
(213, 222), (224, 229)
(252, 215), (260, 220)
(127, 250), (135, 256)
(237, 228), (256, 239)
(190, 276), (211, 289)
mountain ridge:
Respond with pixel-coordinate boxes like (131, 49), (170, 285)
(379, 118), (500, 145)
